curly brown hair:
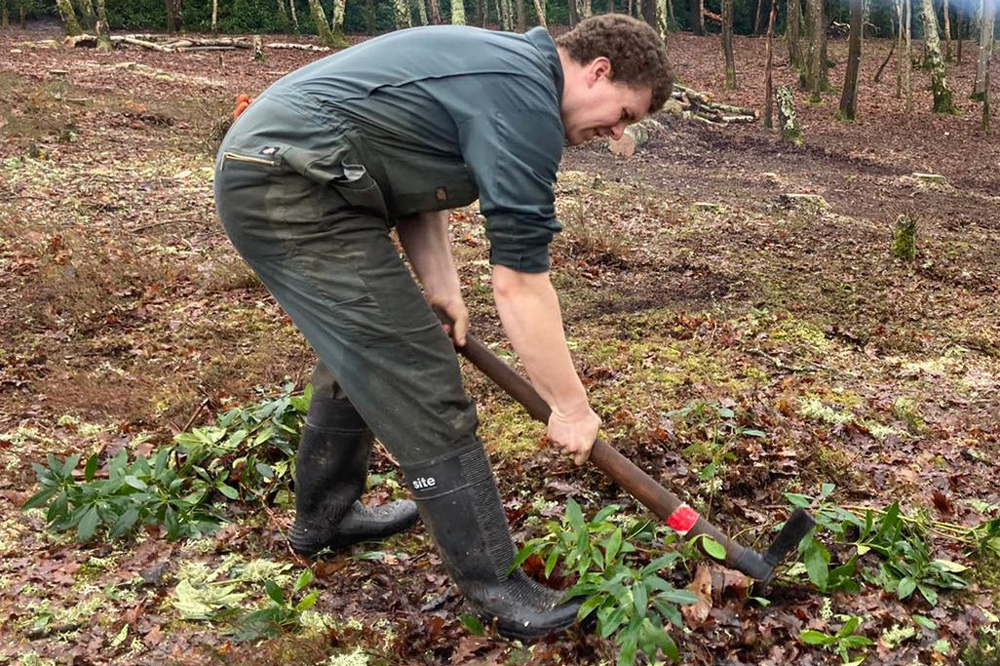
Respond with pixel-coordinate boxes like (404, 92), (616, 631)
(555, 14), (674, 112)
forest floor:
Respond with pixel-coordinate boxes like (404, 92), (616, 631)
(1, 22), (999, 666)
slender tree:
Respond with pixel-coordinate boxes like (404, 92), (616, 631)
(838, 0), (863, 119)
(95, 0), (111, 50)
(974, 0), (996, 99)
(920, 0), (956, 112)
(691, 0), (705, 34)
(896, 0), (904, 96)
(428, 0), (441, 23)
(276, 0), (289, 31)
(75, 0), (97, 30)
(805, 0), (828, 99)
(414, 0), (428, 24)
(2, 0), (8, 28)
(577, 0), (591, 20)
(211, 0), (218, 33)
(905, 0), (913, 111)
(764, 0), (780, 127)
(567, 0), (578, 25)
(55, 0), (83, 35)
(164, 0), (183, 33)
(452, 0), (466, 24)
(787, 0), (804, 69)
(365, 0), (374, 31)
(395, 0), (412, 27)
(656, 0), (668, 42)
(307, 0), (335, 44)
(289, 0), (300, 30)
(532, 0), (546, 26)
(722, 0), (737, 88)
(943, 0), (952, 60)
(332, 0), (348, 44)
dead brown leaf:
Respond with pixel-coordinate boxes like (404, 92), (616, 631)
(682, 563), (713, 626)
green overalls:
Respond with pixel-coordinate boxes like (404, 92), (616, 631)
(213, 25), (566, 468)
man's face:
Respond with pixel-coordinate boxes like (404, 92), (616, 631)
(562, 58), (653, 146)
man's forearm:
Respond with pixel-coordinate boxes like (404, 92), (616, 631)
(395, 211), (460, 299)
(492, 266), (588, 415)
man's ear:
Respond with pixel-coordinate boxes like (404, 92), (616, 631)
(586, 56), (613, 86)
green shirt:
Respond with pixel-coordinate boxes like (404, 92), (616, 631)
(261, 26), (566, 273)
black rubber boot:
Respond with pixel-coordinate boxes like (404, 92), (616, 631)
(404, 442), (582, 642)
(290, 396), (419, 557)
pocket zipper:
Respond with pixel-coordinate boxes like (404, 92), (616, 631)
(221, 151), (280, 168)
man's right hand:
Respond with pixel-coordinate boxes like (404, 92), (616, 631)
(547, 404), (601, 466)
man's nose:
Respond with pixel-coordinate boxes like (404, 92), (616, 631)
(610, 123), (625, 140)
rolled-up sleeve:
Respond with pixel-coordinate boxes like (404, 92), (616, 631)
(458, 106), (564, 273)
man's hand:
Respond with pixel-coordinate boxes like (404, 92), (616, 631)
(547, 404), (601, 465)
(429, 293), (468, 347)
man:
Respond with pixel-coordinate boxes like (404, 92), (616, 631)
(214, 14), (672, 640)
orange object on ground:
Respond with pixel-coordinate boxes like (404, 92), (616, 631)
(233, 94), (255, 119)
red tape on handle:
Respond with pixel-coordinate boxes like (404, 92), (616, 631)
(665, 504), (699, 535)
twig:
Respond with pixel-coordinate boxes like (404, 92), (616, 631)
(179, 397), (211, 434)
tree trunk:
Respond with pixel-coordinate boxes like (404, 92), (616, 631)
(577, 0), (591, 20)
(722, 0), (736, 87)
(332, 0), (349, 45)
(764, 0), (779, 127)
(753, 0), (766, 34)
(896, 0), (903, 96)
(777, 86), (804, 144)
(838, 0), (862, 119)
(55, 0), (83, 35)
(165, 0), (184, 33)
(394, 0), (411, 28)
(608, 0), (614, 14)
(905, 0), (913, 111)
(691, 0), (705, 34)
(289, 0), (300, 30)
(365, 0), (374, 32)
(212, 0), (218, 33)
(414, 0), (429, 24)
(276, 0), (289, 31)
(516, 0), (525, 30)
(452, 0), (466, 25)
(2, 1), (8, 29)
(75, 0), (97, 30)
(956, 7), (964, 63)
(921, 0), (955, 112)
(567, 0), (578, 26)
(95, 0), (112, 50)
(641, 0), (655, 28)
(656, 0), (668, 42)
(806, 0), (826, 98)
(943, 0), (952, 60)
(974, 0), (996, 99)
(252, 33), (264, 60)
(428, 0), (441, 23)
(308, 0), (336, 44)
(788, 0), (803, 69)
(532, 0), (546, 26)
(984, 43), (992, 130)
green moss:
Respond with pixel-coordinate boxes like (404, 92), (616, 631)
(799, 396), (854, 425)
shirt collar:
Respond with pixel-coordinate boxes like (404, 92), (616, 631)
(525, 27), (564, 107)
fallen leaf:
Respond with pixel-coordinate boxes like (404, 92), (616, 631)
(682, 563), (713, 626)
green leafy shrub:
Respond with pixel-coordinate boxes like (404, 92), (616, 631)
(234, 568), (320, 641)
(511, 499), (698, 666)
(787, 486), (968, 604)
(799, 615), (874, 666)
(24, 384), (308, 543)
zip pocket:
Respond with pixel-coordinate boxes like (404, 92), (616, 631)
(220, 151), (280, 169)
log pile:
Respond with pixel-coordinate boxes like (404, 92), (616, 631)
(671, 83), (758, 124)
(607, 84), (758, 156)
(63, 33), (330, 53)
